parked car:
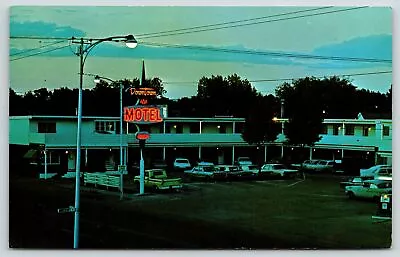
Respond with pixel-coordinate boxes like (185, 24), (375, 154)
(215, 165), (245, 178)
(261, 164), (299, 178)
(173, 158), (192, 171)
(301, 160), (320, 171)
(240, 164), (259, 176)
(184, 165), (227, 180)
(236, 157), (253, 166)
(196, 160), (215, 166)
(133, 169), (183, 192)
(345, 179), (392, 201)
(314, 160), (336, 172)
(339, 177), (367, 189)
(360, 165), (392, 179)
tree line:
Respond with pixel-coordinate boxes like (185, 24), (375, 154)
(9, 73), (391, 153)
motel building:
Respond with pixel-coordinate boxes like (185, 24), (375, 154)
(9, 112), (392, 178)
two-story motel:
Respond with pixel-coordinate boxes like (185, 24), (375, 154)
(9, 112), (392, 177)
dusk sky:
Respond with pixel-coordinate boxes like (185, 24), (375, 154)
(8, 3), (393, 99)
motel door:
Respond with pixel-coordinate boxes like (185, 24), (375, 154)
(68, 152), (76, 171)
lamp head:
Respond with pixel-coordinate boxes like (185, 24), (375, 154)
(125, 35), (138, 48)
(94, 75), (101, 84)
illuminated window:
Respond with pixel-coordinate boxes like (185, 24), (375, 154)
(363, 126), (371, 136)
(38, 122), (56, 133)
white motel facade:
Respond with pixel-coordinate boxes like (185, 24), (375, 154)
(9, 113), (392, 177)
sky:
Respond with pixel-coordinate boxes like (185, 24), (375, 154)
(8, 3), (393, 99)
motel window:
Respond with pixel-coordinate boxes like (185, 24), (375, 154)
(363, 126), (371, 137)
(217, 124), (226, 134)
(39, 151), (60, 165)
(320, 125), (328, 135)
(345, 125), (355, 136)
(38, 122), (56, 133)
(383, 125), (390, 136)
(235, 122), (244, 133)
(189, 123), (200, 133)
(333, 125), (340, 135)
(95, 121), (116, 134)
(176, 124), (183, 134)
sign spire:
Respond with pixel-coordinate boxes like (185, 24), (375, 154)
(140, 59), (146, 87)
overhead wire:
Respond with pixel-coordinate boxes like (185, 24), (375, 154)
(10, 40), (67, 56)
(136, 6), (368, 39)
(140, 41), (391, 63)
(135, 6), (334, 37)
(10, 44), (71, 61)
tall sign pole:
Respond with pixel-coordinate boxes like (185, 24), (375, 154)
(124, 61), (163, 195)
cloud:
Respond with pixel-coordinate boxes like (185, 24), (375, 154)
(10, 20), (85, 38)
(308, 34), (392, 69)
(9, 20), (392, 71)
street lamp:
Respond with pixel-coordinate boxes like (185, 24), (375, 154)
(71, 34), (137, 249)
(93, 75), (125, 201)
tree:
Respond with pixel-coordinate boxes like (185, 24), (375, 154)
(276, 77), (324, 152)
(196, 74), (261, 117)
(241, 95), (281, 170)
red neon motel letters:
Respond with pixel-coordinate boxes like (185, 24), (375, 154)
(124, 106), (163, 123)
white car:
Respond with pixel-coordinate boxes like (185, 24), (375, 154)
(173, 158), (191, 170)
(215, 165), (246, 178)
(261, 164), (299, 177)
(360, 165), (392, 179)
(184, 165), (227, 180)
(236, 157), (253, 166)
(345, 179), (392, 201)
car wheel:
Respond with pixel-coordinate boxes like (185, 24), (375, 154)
(347, 191), (355, 199)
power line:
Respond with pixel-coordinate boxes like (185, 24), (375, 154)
(162, 70), (392, 85)
(141, 41), (391, 63)
(9, 7), (366, 42)
(10, 44), (71, 61)
(10, 36), (73, 40)
(137, 6), (368, 39)
(10, 40), (67, 56)
(135, 7), (333, 37)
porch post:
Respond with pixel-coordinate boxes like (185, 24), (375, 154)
(232, 146), (235, 165)
(163, 146), (166, 161)
(44, 149), (48, 180)
(198, 146), (202, 160)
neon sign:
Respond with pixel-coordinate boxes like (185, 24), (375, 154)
(124, 105), (164, 124)
(136, 131), (150, 140)
(129, 87), (157, 97)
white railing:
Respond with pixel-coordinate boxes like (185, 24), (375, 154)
(83, 172), (120, 189)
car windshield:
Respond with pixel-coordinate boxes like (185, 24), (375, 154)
(176, 160), (189, 163)
(273, 164), (286, 169)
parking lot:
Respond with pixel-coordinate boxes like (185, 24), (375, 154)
(9, 173), (392, 249)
